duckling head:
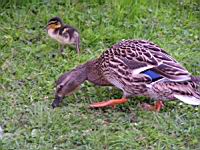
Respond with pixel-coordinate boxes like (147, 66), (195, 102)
(47, 17), (63, 30)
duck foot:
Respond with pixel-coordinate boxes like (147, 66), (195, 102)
(90, 98), (128, 109)
(140, 100), (164, 112)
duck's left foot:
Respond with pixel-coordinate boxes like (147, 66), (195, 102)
(90, 98), (128, 109)
(140, 100), (164, 112)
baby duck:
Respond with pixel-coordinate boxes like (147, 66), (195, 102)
(47, 17), (80, 54)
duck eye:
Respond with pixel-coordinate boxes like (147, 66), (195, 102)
(56, 22), (61, 25)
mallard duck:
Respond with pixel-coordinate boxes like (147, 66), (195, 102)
(52, 39), (200, 111)
(47, 17), (80, 54)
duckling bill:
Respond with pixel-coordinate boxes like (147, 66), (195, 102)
(52, 39), (200, 111)
(47, 17), (80, 54)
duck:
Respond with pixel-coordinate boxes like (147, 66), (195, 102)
(52, 39), (200, 111)
(47, 17), (80, 54)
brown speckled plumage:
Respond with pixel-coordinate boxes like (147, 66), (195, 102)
(52, 39), (200, 108)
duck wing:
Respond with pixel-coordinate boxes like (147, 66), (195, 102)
(108, 40), (191, 81)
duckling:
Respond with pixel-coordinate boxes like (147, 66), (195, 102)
(47, 17), (80, 54)
(52, 39), (200, 111)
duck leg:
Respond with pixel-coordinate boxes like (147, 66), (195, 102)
(90, 98), (128, 109)
(140, 100), (164, 112)
(75, 36), (80, 54)
(60, 44), (65, 55)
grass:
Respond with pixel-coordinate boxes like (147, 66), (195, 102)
(0, 0), (200, 149)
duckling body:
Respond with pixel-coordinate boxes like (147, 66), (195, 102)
(52, 39), (200, 111)
(47, 17), (80, 54)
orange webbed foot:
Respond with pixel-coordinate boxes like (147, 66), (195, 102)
(140, 100), (164, 112)
(90, 98), (128, 109)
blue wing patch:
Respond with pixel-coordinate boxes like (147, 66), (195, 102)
(143, 70), (163, 81)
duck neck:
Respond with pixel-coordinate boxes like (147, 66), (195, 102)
(85, 59), (111, 86)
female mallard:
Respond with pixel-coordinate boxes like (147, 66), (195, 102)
(52, 40), (200, 111)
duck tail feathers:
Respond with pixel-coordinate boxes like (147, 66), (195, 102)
(174, 95), (200, 105)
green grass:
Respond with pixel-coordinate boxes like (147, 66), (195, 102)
(1, 0), (200, 149)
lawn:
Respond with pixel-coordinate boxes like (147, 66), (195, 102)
(0, 0), (200, 149)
